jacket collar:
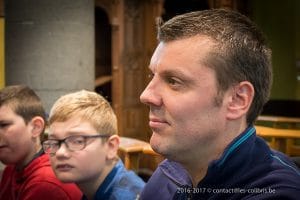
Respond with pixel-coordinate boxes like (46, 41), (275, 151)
(158, 126), (256, 187)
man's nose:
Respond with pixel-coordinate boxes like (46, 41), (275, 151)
(140, 79), (162, 107)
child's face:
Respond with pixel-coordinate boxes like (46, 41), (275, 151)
(0, 105), (35, 167)
(48, 116), (116, 185)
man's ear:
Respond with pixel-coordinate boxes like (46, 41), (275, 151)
(106, 135), (120, 160)
(226, 81), (254, 120)
(30, 116), (45, 138)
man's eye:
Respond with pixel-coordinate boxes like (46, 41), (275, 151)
(167, 77), (180, 86)
(0, 122), (11, 128)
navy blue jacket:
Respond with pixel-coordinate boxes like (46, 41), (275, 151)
(140, 126), (300, 200)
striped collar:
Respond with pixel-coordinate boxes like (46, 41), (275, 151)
(217, 126), (255, 167)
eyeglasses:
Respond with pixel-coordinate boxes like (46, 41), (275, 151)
(42, 134), (110, 155)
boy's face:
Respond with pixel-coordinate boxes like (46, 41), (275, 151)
(0, 105), (35, 167)
(48, 116), (117, 184)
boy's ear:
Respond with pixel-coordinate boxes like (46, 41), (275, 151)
(226, 81), (254, 120)
(106, 135), (120, 160)
(30, 116), (45, 138)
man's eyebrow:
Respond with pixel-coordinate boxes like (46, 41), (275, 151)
(0, 119), (11, 123)
(159, 69), (189, 79)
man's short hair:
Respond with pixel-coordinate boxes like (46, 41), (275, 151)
(157, 9), (272, 125)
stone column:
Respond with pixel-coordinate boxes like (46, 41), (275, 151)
(5, 0), (95, 112)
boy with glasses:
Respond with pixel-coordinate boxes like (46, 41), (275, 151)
(43, 90), (145, 200)
(0, 85), (81, 199)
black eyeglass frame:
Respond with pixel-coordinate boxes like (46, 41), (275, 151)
(42, 134), (111, 155)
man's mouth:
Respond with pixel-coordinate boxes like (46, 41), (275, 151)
(149, 116), (169, 129)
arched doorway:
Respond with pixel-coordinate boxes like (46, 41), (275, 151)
(95, 6), (112, 103)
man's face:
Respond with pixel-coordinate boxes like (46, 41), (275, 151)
(140, 36), (229, 163)
(0, 105), (33, 166)
(48, 116), (111, 184)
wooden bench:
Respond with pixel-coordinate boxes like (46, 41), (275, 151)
(256, 115), (300, 156)
(118, 137), (163, 171)
(255, 125), (300, 155)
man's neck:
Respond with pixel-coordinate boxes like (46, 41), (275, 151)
(182, 147), (223, 187)
(182, 123), (248, 187)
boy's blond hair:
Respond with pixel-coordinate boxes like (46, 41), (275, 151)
(49, 90), (117, 136)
